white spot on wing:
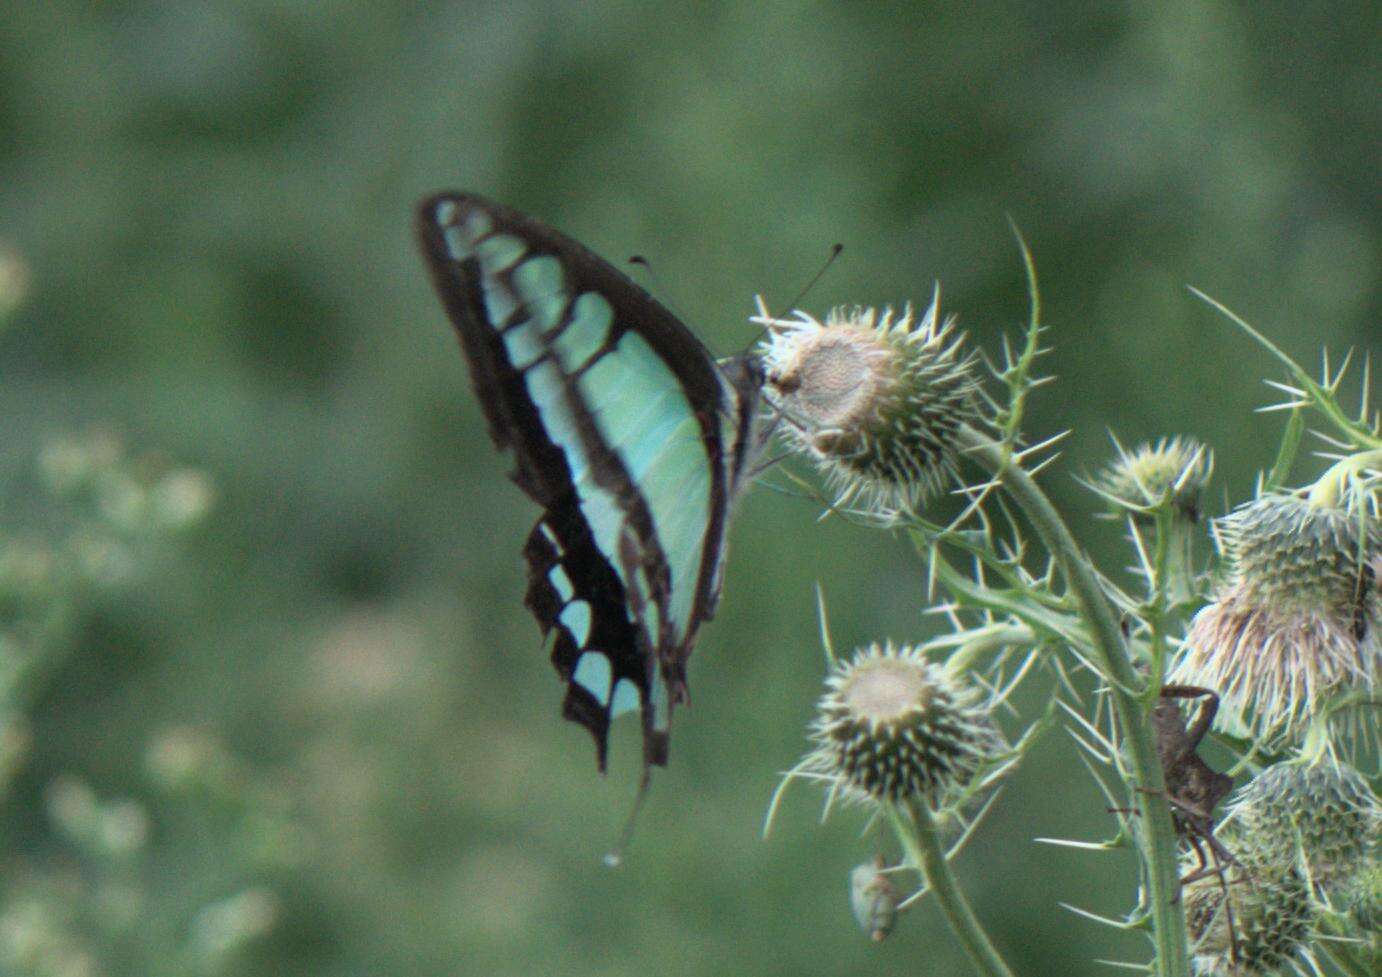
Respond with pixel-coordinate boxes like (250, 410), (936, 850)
(559, 600), (592, 645)
(573, 651), (613, 703)
(610, 678), (640, 716)
(549, 565), (574, 602)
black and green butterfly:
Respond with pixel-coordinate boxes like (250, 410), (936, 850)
(416, 192), (765, 775)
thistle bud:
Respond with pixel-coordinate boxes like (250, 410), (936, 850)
(1184, 866), (1314, 977)
(1228, 758), (1380, 896)
(1221, 495), (1377, 616)
(806, 642), (1005, 805)
(850, 857), (900, 942)
(1095, 436), (1211, 523)
(1171, 493), (1380, 747)
(754, 292), (980, 511)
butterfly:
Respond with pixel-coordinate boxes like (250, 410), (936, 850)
(416, 192), (765, 776)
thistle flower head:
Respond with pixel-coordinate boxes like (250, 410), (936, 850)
(804, 642), (1005, 805)
(1171, 492), (1380, 748)
(1095, 436), (1211, 522)
(1184, 866), (1314, 977)
(1227, 757), (1380, 895)
(754, 291), (981, 512)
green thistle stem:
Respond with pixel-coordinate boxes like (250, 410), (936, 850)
(1159, 517), (1196, 613)
(956, 424), (1191, 977)
(886, 799), (1016, 977)
(1145, 510), (1172, 690)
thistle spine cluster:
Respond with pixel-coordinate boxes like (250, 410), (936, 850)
(1095, 436), (1212, 523)
(756, 268), (1379, 974)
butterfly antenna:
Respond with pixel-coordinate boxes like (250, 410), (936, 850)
(743, 243), (844, 354)
(785, 242), (844, 317)
(602, 763), (654, 868)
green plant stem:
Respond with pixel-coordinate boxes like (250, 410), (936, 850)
(887, 799), (1016, 977)
(956, 424), (1191, 977)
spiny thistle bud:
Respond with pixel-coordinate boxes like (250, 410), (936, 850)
(753, 291), (981, 511)
(1227, 758), (1380, 895)
(1220, 494), (1377, 616)
(805, 642), (1005, 805)
(1095, 436), (1211, 523)
(1184, 866), (1314, 977)
(849, 856), (900, 942)
(1171, 492), (1380, 747)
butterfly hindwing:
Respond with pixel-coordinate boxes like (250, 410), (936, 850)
(417, 191), (760, 771)
(524, 507), (674, 768)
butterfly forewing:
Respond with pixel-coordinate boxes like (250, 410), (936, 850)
(416, 192), (750, 771)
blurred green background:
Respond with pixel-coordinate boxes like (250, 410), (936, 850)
(1, 2), (1377, 975)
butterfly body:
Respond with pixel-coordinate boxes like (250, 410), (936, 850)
(416, 192), (763, 771)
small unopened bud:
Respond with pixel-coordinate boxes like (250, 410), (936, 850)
(38, 431), (123, 495)
(850, 856), (900, 942)
(755, 292), (980, 512)
(145, 726), (220, 789)
(96, 472), (150, 530)
(45, 776), (100, 841)
(1095, 436), (1211, 522)
(45, 777), (148, 858)
(807, 642), (1005, 805)
(98, 800), (150, 856)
